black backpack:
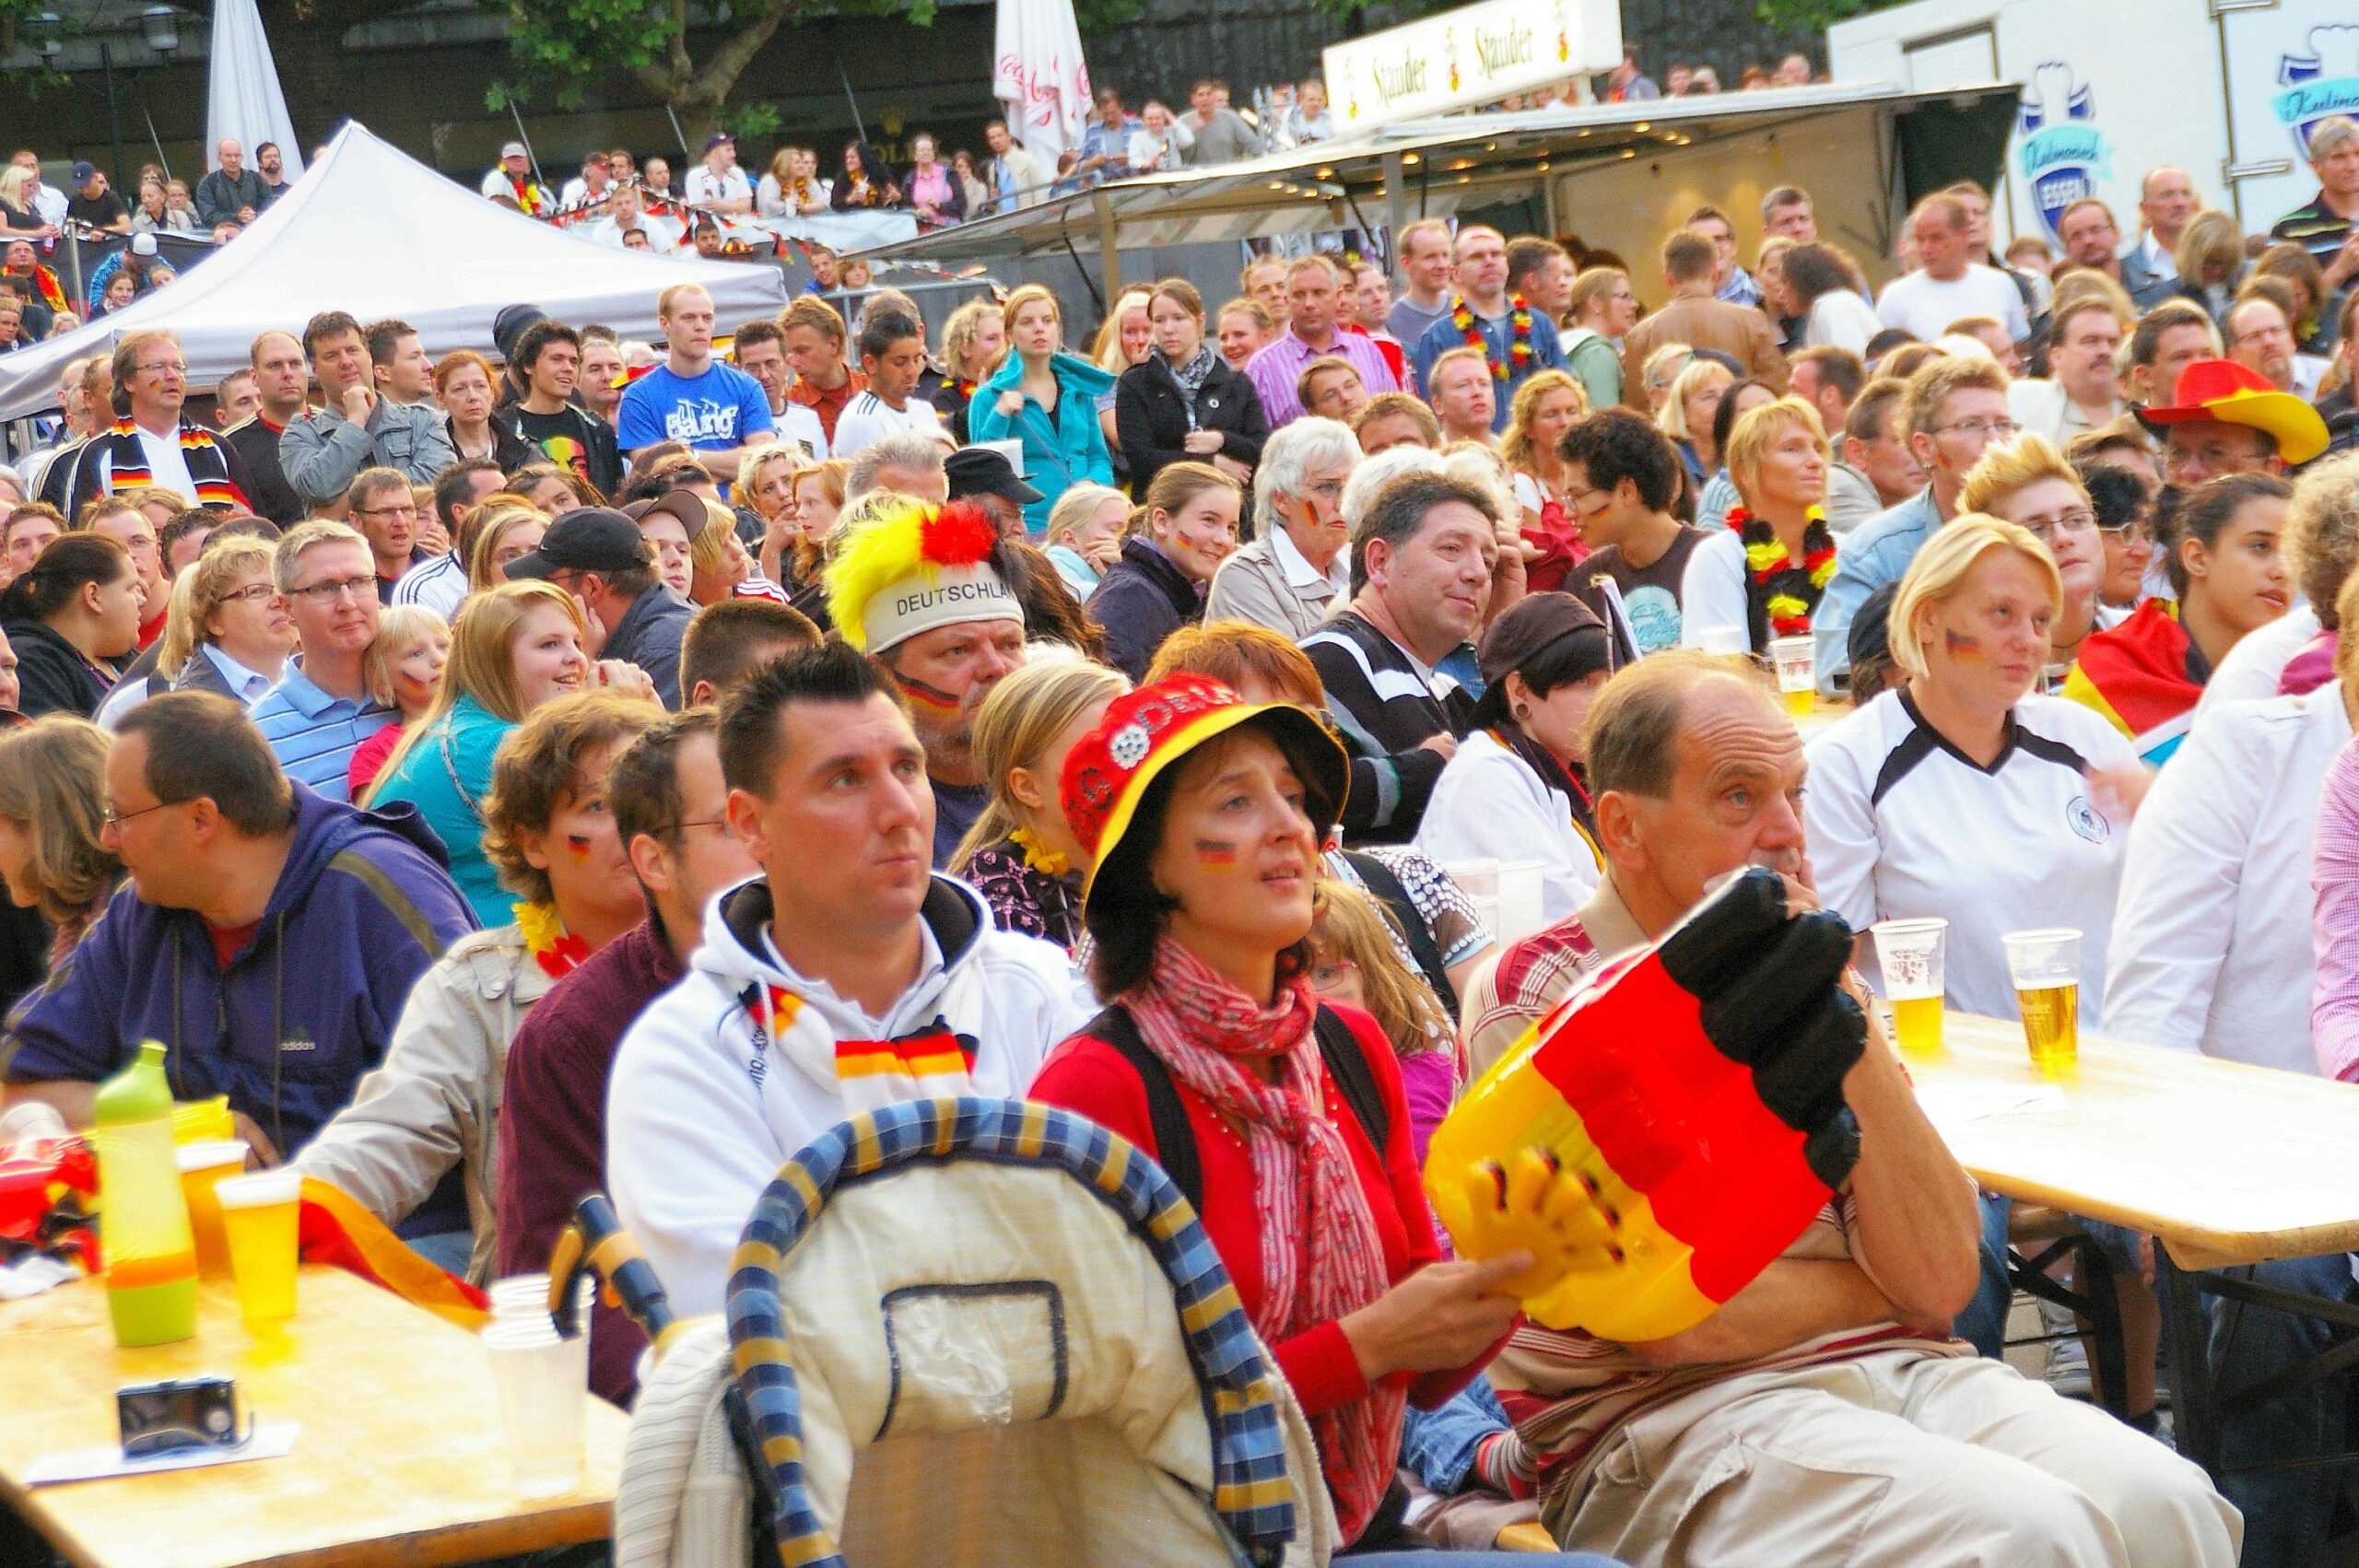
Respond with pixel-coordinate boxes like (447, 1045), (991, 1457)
(1086, 1001), (1391, 1211)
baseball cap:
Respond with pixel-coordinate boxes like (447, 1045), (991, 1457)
(944, 445), (1043, 507)
(1476, 591), (1612, 693)
(500, 141), (528, 160)
(624, 492), (708, 536)
(71, 161), (96, 184)
(129, 233), (158, 257)
(703, 130), (736, 151)
(502, 508), (652, 580)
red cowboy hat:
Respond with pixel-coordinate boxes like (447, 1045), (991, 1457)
(2141, 357), (2329, 465)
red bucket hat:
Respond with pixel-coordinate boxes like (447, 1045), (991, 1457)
(1059, 675), (1349, 896)
(2141, 357), (2329, 465)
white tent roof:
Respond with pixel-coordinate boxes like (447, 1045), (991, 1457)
(0, 122), (787, 421)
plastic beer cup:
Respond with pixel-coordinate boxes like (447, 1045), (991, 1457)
(1767, 635), (1815, 717)
(215, 1169), (301, 1324)
(2003, 929), (2083, 1073)
(1871, 919), (1947, 1057)
(175, 1139), (249, 1278)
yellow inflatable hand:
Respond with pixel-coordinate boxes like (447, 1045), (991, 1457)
(1452, 1147), (1624, 1300)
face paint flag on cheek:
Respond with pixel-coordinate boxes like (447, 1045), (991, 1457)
(1193, 838), (1238, 868)
(1426, 867), (1866, 1342)
(894, 672), (964, 712)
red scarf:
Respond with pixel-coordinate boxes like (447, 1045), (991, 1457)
(1123, 937), (1400, 1543)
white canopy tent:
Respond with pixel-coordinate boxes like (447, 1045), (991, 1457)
(0, 122), (787, 421)
(205, 0), (304, 184)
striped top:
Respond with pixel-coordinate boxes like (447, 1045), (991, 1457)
(249, 664), (397, 804)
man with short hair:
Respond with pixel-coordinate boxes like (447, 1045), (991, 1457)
(1247, 254), (1401, 427)
(504, 508), (691, 708)
(2123, 166), (2199, 304)
(1830, 376), (1922, 533)
(195, 138), (265, 228)
(1618, 230), (1788, 406)
(1465, 656), (2233, 1567)
(365, 319), (436, 408)
(1686, 204), (1761, 309)
(344, 467), (427, 599)
(845, 434), (950, 505)
(1812, 356), (2018, 689)
(1412, 225), (1570, 427)
(391, 458), (502, 618)
(1506, 235), (1579, 323)
(1875, 195), (2030, 345)
(68, 328), (254, 515)
(584, 183), (681, 251)
(730, 319), (828, 460)
(82, 497), (167, 648)
(831, 311), (945, 457)
(780, 296), (866, 445)
(1179, 79), (1260, 166)
(679, 598), (821, 708)
(1298, 355), (1368, 424)
(2126, 298), (2224, 407)
(2273, 116), (2359, 291)
(1074, 88), (1142, 185)
(1389, 219), (1458, 346)
(1, 692), (475, 1176)
(685, 131), (752, 215)
(1761, 185), (1816, 243)
(65, 161), (130, 234)
(250, 521), (397, 799)
(1426, 347), (1499, 445)
(2012, 298), (2128, 444)
(280, 310), (458, 512)
(1351, 391), (1442, 455)
(2145, 357), (2328, 489)
(983, 120), (1046, 213)
(2224, 293), (2304, 394)
(214, 369), (262, 428)
(254, 142), (291, 206)
(2055, 199), (2131, 290)
(1301, 472), (1505, 841)
(616, 284), (775, 479)
(1602, 44), (1659, 102)
(1787, 345), (1864, 444)
(579, 328), (627, 427)
(1240, 255), (1291, 331)
(510, 319), (624, 497)
(607, 642), (1082, 1316)
(1561, 408), (1712, 656)
(4, 503), (63, 581)
(496, 707), (761, 1399)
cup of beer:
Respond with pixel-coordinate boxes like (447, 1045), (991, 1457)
(2002, 928), (2082, 1073)
(1767, 635), (1815, 717)
(175, 1138), (249, 1278)
(1871, 919), (1947, 1057)
(214, 1169), (302, 1325)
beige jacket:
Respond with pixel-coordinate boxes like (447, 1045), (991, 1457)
(292, 924), (554, 1284)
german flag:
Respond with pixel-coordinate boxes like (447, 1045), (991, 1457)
(2061, 599), (2201, 765)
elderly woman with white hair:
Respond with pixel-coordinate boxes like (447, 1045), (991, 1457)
(1203, 415), (1360, 638)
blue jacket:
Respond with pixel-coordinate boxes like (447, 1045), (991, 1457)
(1812, 485), (1942, 694)
(370, 695), (514, 926)
(1, 785), (476, 1163)
(966, 352), (1116, 532)
(1410, 303), (1568, 431)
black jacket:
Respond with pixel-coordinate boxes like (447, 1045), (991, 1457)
(1114, 356), (1267, 494)
(6, 619), (112, 720)
(1090, 536), (1202, 682)
(222, 415), (305, 525)
(447, 413), (537, 474)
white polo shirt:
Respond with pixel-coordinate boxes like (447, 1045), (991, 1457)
(1803, 687), (2137, 1025)
(829, 391), (944, 459)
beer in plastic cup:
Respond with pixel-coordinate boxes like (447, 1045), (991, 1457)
(1768, 635), (1815, 717)
(215, 1169), (301, 1324)
(483, 1319), (588, 1498)
(175, 1139), (249, 1278)
(2003, 929), (2083, 1073)
(1697, 625), (1747, 658)
(1871, 919), (1947, 1057)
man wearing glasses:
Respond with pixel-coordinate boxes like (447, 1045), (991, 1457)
(1557, 409), (1712, 658)
(343, 468), (427, 602)
(66, 328), (253, 517)
(1811, 356), (2017, 692)
(0, 691), (472, 1180)
(248, 521), (395, 802)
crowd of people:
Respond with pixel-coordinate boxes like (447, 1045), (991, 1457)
(19, 87), (2359, 1565)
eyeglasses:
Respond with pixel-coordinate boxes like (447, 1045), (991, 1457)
(2013, 509), (2096, 544)
(103, 796), (185, 828)
(2095, 520), (2155, 543)
(287, 574), (376, 604)
(355, 503), (418, 521)
(1933, 417), (2022, 440)
(665, 816), (742, 841)
(135, 360), (186, 378)
(217, 582), (280, 606)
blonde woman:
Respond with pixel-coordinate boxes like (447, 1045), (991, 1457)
(346, 606), (452, 799)
(1637, 341), (1696, 417)
(467, 504), (549, 593)
(0, 716), (118, 972)
(1499, 369), (1590, 589)
(739, 446), (802, 586)
(1215, 296), (1277, 371)
(2173, 210), (2248, 324)
(1655, 353), (1733, 487)
(99, 535), (294, 731)
(686, 496), (772, 605)
(1041, 481), (1128, 599)
(1090, 287), (1154, 463)
(950, 658), (1129, 950)
(967, 284), (1116, 531)
(1305, 877), (1458, 1159)
(1678, 396), (1833, 651)
(933, 296), (1007, 443)
(1562, 266), (1638, 408)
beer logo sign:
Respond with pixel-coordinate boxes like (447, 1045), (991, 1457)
(2275, 27), (2359, 158)
(2016, 63), (2111, 244)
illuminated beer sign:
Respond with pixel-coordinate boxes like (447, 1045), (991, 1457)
(1325, 0), (1624, 133)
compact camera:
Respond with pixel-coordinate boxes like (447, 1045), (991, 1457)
(117, 1376), (250, 1458)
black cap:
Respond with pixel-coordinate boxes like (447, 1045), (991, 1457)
(1477, 591), (1612, 690)
(492, 304), (548, 363)
(1848, 580), (1899, 673)
(944, 445), (1043, 506)
(502, 508), (652, 580)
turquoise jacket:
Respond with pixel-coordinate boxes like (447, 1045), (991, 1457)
(370, 695), (516, 927)
(966, 352), (1116, 532)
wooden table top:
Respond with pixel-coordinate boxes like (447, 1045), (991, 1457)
(1913, 1012), (2359, 1270)
(0, 1266), (630, 1568)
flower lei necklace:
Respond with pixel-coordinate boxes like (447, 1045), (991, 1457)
(1451, 295), (1535, 383)
(515, 901), (589, 982)
(1728, 504), (1837, 640)
(1009, 825), (1070, 876)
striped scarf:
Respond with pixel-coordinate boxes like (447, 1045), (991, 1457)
(1123, 936), (1400, 1543)
(739, 982), (979, 1112)
(86, 420), (249, 509)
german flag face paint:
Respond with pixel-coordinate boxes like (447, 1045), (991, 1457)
(894, 672), (963, 714)
(1426, 868), (1864, 1342)
(1193, 838), (1239, 870)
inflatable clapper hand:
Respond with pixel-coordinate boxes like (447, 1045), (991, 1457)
(1426, 867), (1865, 1343)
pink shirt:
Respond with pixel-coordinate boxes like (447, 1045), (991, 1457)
(2313, 737), (2359, 1082)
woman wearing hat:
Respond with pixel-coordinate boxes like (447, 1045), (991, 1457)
(1414, 593), (1611, 922)
(1031, 676), (1611, 1563)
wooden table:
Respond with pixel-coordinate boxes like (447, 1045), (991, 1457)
(1912, 1012), (2359, 1477)
(0, 1266), (630, 1568)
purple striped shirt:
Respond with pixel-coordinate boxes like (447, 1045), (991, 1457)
(1243, 326), (1400, 427)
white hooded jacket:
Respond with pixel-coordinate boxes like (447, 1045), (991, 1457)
(609, 873), (1087, 1317)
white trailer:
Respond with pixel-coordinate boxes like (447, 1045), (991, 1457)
(1829, 0), (2359, 244)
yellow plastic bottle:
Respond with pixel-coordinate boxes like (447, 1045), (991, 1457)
(93, 1041), (199, 1347)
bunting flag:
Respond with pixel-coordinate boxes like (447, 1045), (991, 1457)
(2060, 598), (2201, 766)
(299, 1177), (487, 1330)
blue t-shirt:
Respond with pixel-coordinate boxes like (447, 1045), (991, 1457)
(615, 361), (774, 453)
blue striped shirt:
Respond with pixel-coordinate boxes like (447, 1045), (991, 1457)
(248, 664), (395, 803)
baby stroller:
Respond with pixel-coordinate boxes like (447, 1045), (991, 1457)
(610, 1096), (1339, 1567)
